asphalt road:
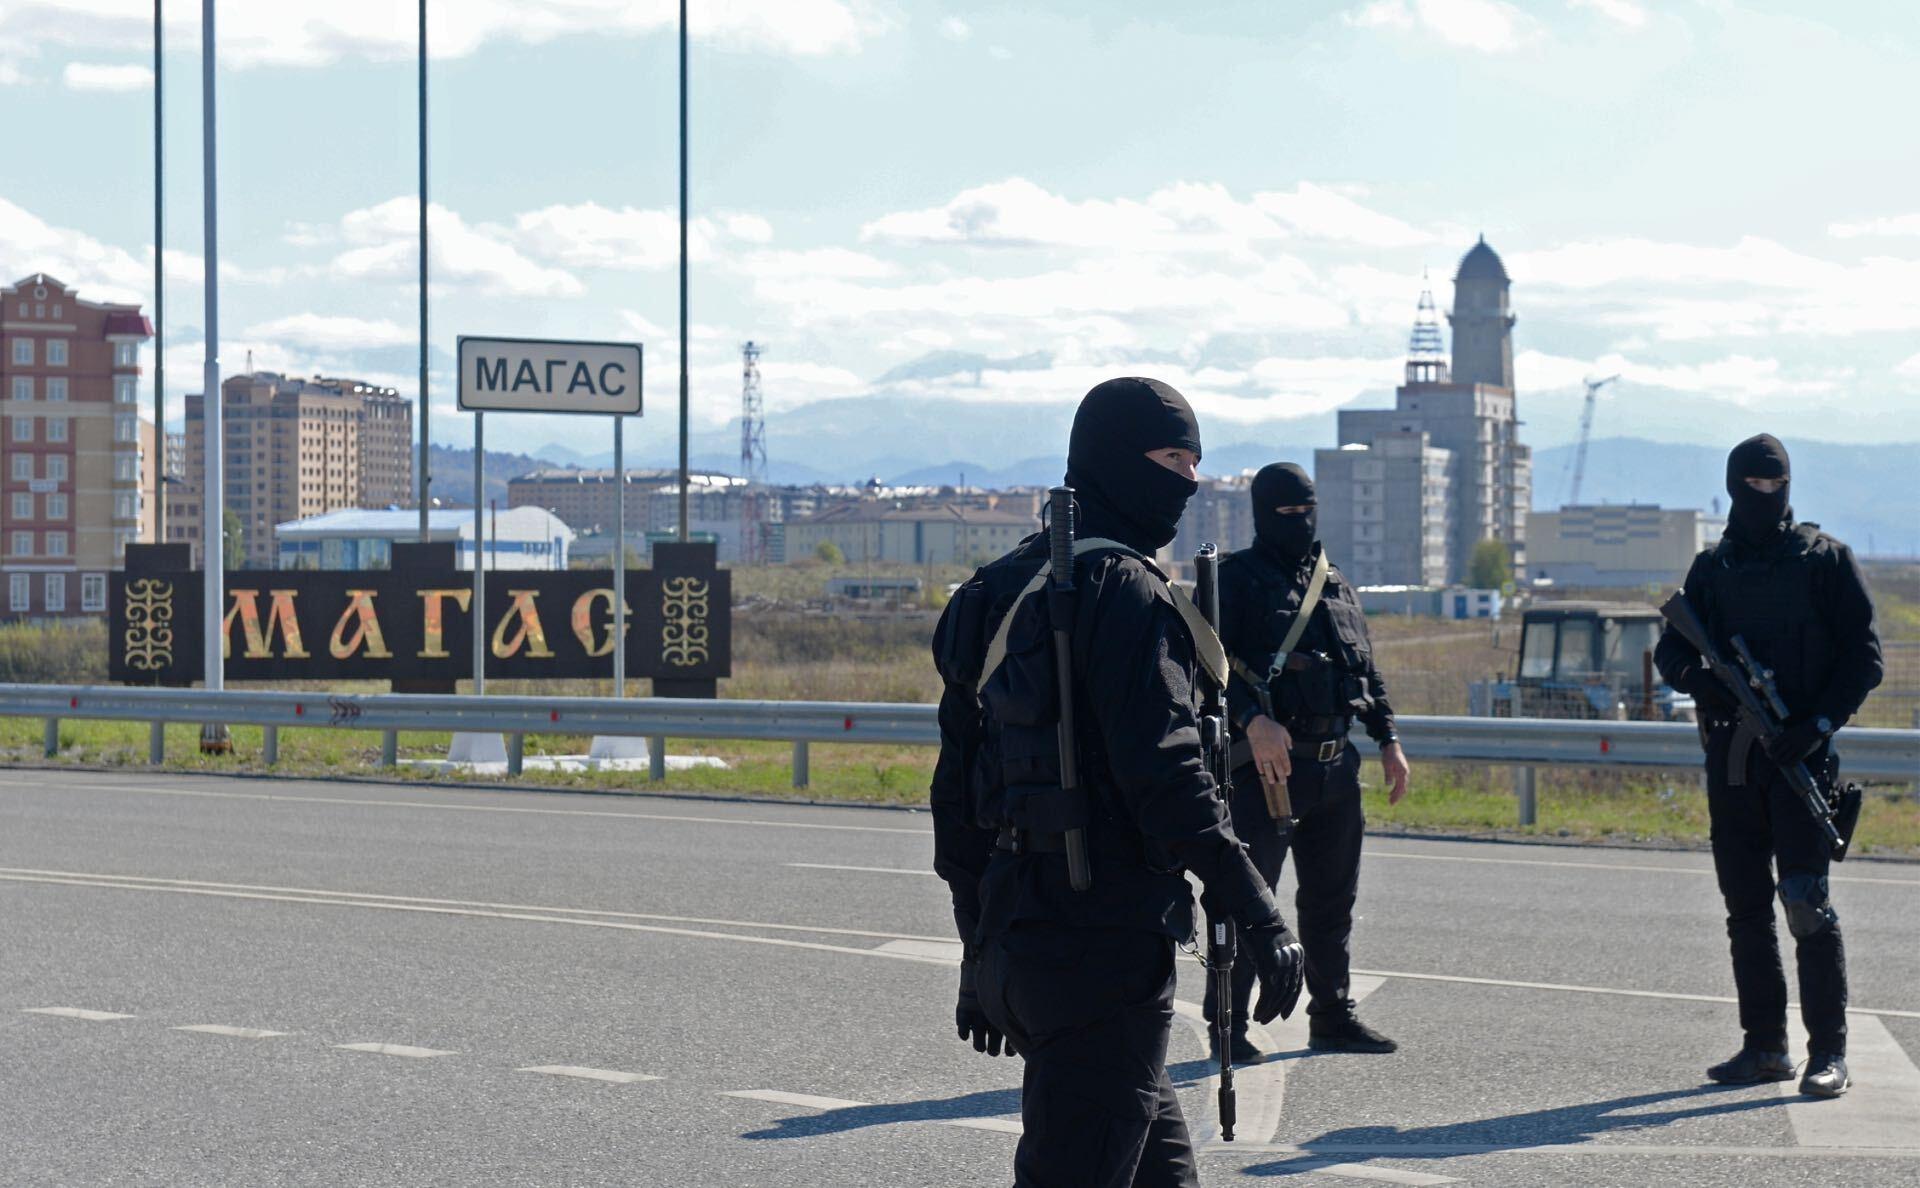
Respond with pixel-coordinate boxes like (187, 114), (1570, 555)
(2, 768), (1917, 1187)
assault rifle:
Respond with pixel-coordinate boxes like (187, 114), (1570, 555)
(1659, 590), (1859, 861)
(1193, 543), (1238, 1141)
(1047, 486), (1093, 892)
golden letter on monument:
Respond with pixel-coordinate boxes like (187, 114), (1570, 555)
(416, 588), (473, 659)
(570, 587), (622, 657)
(330, 589), (394, 660)
(492, 589), (555, 659)
(222, 589), (310, 661)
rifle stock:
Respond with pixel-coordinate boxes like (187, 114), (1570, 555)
(1194, 543), (1238, 1141)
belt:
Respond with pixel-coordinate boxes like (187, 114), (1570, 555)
(996, 826), (1066, 854)
(1229, 733), (1347, 769)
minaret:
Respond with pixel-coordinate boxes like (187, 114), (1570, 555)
(1405, 273), (1449, 385)
(1447, 235), (1514, 389)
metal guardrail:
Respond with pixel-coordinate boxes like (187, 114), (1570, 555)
(2, 685), (1915, 816)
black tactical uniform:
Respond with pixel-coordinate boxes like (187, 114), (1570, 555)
(932, 379), (1304, 1188)
(1654, 434), (1882, 1098)
(1208, 463), (1400, 1057)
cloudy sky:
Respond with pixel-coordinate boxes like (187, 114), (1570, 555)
(2, 0), (1916, 463)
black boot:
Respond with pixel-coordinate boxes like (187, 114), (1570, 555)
(1307, 1013), (1398, 1054)
(1706, 1046), (1795, 1085)
(1208, 1029), (1262, 1066)
(1801, 1052), (1850, 1098)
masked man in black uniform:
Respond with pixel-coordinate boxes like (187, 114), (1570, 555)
(1654, 434), (1881, 1098)
(1204, 463), (1411, 1063)
(931, 378), (1307, 1188)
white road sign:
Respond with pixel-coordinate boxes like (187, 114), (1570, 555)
(457, 336), (643, 416)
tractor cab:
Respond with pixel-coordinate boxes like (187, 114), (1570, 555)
(1499, 602), (1684, 719)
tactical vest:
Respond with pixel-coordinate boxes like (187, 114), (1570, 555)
(1228, 547), (1373, 721)
(1701, 525), (1832, 717)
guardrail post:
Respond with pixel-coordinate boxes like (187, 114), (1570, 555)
(1514, 765), (1538, 827)
(262, 725), (279, 766)
(649, 735), (666, 782)
(508, 733), (524, 777)
(43, 718), (59, 758)
(149, 721), (166, 765)
(792, 740), (810, 789)
(380, 729), (398, 768)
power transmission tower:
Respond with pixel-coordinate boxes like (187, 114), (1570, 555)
(1566, 373), (1620, 506)
(739, 341), (767, 562)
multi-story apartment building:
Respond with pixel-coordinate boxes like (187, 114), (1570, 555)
(169, 372), (413, 567)
(506, 467), (678, 537)
(1315, 431), (1453, 588)
(1, 274), (155, 618)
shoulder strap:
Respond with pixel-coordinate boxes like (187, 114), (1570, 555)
(1275, 548), (1331, 659)
(1168, 583), (1229, 691)
(974, 537), (1134, 694)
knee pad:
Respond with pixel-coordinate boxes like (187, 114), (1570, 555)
(1778, 874), (1837, 939)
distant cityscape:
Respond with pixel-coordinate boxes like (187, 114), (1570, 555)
(0, 244), (1781, 623)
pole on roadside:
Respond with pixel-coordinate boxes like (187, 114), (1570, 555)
(471, 414), (485, 695)
(614, 415), (626, 697)
(199, 0), (221, 692)
(676, 0), (689, 543)
(417, 0), (430, 540)
(153, 0), (165, 545)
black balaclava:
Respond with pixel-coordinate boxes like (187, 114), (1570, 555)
(1725, 433), (1792, 546)
(1252, 462), (1317, 563)
(1064, 377), (1202, 552)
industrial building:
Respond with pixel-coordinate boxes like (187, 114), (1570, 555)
(1, 273), (157, 619)
(782, 500), (1032, 566)
(1524, 505), (1724, 590)
(275, 507), (573, 571)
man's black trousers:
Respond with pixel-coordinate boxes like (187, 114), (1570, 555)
(1706, 730), (1848, 1057)
(977, 923), (1197, 1188)
(1206, 744), (1365, 1031)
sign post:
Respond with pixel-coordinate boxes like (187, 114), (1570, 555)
(458, 336), (644, 765)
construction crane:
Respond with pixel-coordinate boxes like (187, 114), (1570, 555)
(1566, 373), (1619, 506)
(738, 342), (768, 563)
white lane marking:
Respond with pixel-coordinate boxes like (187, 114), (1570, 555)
(518, 1065), (660, 1084)
(723, 1089), (866, 1110)
(335, 1042), (457, 1058)
(788, 863), (937, 876)
(0, 866), (955, 945)
(1365, 848), (1920, 889)
(173, 1024), (287, 1039)
(1202, 1140), (1920, 1161)
(1174, 974), (1388, 1147)
(1784, 1011), (1920, 1150)
(1271, 1161), (1459, 1186)
(0, 871), (961, 968)
(9, 868), (1920, 1022)
(947, 1118), (1024, 1134)
(1347, 965), (1920, 1022)
(1, 779), (932, 836)
(875, 939), (966, 961)
(22, 1007), (133, 1021)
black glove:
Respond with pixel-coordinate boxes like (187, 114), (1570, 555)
(956, 950), (1013, 1057)
(1675, 663), (1736, 718)
(1765, 717), (1832, 766)
(1240, 921), (1306, 1024)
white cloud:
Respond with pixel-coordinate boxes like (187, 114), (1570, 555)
(330, 197), (582, 297)
(0, 0), (881, 73)
(61, 60), (150, 90)
(940, 17), (971, 41)
(1517, 349), (1837, 403)
(1829, 213), (1920, 239)
(737, 247), (896, 280)
(1346, 0), (1539, 53)
(1898, 352), (1920, 378)
(1569, 0), (1647, 29)
(1255, 183), (1435, 247)
(0, 196), (149, 303)
(243, 314), (415, 350)
(512, 202), (775, 270)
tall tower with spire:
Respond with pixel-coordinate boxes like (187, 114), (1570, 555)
(1406, 273), (1449, 385)
(1448, 235), (1515, 389)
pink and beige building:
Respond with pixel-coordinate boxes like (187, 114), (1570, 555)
(1, 274), (156, 619)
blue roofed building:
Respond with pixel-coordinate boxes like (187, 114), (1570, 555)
(273, 507), (574, 571)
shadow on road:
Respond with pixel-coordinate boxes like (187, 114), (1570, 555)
(740, 1086), (1024, 1139)
(1242, 1083), (1793, 1176)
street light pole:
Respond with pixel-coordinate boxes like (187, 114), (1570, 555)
(153, 0), (165, 545)
(200, 0), (221, 692)
(417, 0), (430, 539)
(677, 0), (689, 543)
